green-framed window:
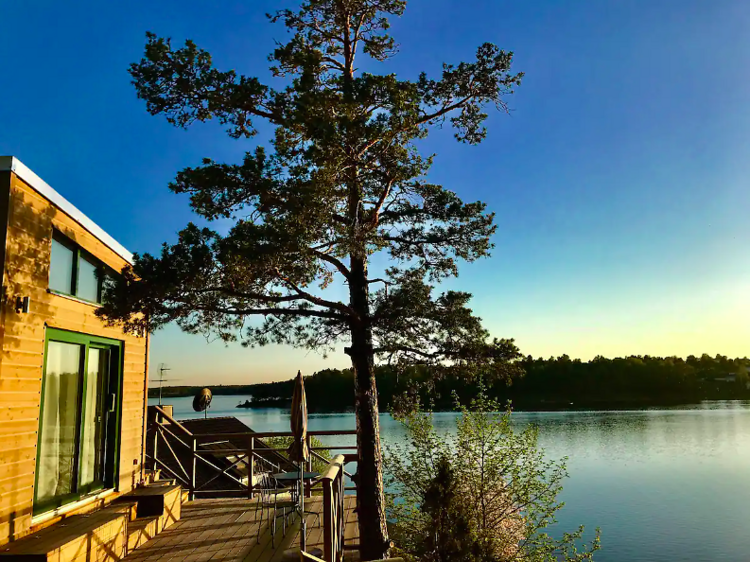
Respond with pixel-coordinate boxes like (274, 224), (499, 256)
(34, 328), (123, 515)
(48, 230), (115, 304)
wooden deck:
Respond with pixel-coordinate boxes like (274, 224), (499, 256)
(123, 495), (359, 562)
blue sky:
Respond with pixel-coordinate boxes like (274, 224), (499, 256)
(2, 1), (749, 384)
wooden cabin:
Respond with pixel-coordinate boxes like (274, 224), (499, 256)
(0, 157), (149, 546)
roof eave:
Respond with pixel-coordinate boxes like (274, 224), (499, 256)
(0, 156), (134, 264)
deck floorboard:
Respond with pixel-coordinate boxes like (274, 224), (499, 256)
(122, 495), (359, 562)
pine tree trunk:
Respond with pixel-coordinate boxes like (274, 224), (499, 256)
(348, 256), (389, 561)
(350, 335), (389, 560)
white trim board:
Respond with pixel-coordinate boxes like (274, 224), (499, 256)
(0, 156), (134, 264)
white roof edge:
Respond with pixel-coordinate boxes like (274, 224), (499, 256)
(0, 156), (134, 264)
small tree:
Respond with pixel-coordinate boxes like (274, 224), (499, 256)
(385, 392), (600, 561)
(419, 456), (485, 562)
(100, 1), (523, 557)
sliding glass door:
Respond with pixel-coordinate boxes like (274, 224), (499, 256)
(79, 347), (109, 490)
(34, 330), (122, 514)
(36, 341), (81, 503)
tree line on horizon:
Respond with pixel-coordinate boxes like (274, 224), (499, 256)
(152, 353), (750, 410)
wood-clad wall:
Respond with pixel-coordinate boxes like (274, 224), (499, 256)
(0, 171), (149, 545)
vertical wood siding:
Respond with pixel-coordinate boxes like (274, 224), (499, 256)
(0, 172), (148, 545)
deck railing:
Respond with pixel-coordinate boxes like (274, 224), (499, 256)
(146, 405), (358, 499)
(147, 406), (359, 560)
(318, 455), (346, 562)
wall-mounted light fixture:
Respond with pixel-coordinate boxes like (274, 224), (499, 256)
(15, 296), (30, 314)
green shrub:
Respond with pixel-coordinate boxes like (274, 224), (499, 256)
(385, 389), (600, 562)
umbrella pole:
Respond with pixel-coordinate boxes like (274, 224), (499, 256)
(300, 458), (306, 551)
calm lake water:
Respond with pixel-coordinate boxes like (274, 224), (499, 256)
(151, 395), (750, 561)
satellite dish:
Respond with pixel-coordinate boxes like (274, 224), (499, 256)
(193, 388), (213, 418)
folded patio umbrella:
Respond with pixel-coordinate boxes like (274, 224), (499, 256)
(288, 370), (310, 549)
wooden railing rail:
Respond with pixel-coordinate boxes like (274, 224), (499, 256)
(147, 406), (193, 489)
(316, 454), (346, 562)
(151, 405), (193, 435)
(189, 430), (358, 439)
(146, 406), (358, 502)
(183, 446), (357, 455)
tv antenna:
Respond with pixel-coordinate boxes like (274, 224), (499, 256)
(151, 363), (175, 405)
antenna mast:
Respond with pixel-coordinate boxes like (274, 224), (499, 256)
(157, 363), (171, 405)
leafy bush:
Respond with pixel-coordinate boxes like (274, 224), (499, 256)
(385, 389), (600, 562)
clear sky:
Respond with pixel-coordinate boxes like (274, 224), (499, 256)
(2, 1), (749, 385)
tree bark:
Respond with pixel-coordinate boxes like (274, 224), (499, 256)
(341, 10), (388, 558)
(348, 255), (389, 561)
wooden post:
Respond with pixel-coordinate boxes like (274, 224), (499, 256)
(249, 436), (255, 499)
(190, 436), (197, 501)
(323, 478), (333, 562)
(320, 455), (346, 562)
(336, 471), (343, 562)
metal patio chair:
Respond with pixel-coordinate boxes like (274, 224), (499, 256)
(255, 472), (297, 547)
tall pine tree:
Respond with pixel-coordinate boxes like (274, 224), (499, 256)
(100, 1), (523, 557)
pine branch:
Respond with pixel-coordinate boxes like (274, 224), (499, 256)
(274, 269), (355, 316)
(190, 304), (347, 321)
(311, 249), (352, 280)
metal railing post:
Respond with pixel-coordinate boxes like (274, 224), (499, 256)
(190, 436), (197, 501)
(249, 436), (255, 499)
(306, 434), (313, 498)
(152, 410), (159, 474)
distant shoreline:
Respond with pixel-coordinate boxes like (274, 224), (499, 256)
(152, 391), (746, 413)
(147, 356), (750, 413)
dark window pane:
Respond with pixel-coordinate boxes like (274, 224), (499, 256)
(78, 256), (99, 302)
(49, 238), (74, 293)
